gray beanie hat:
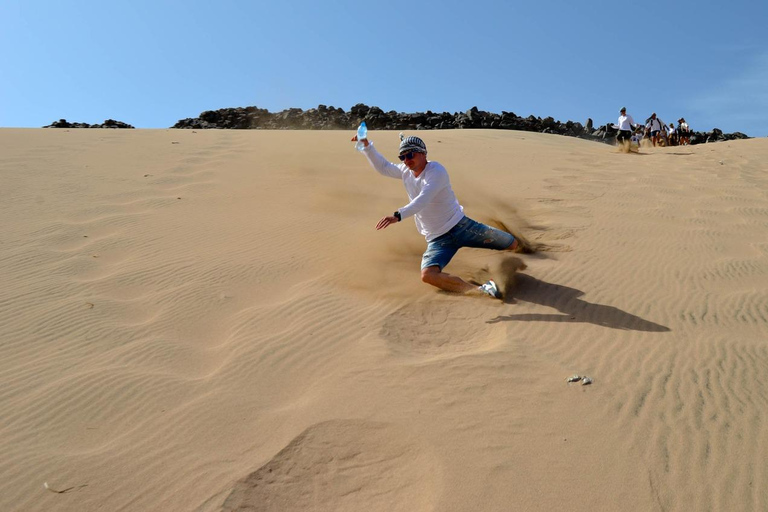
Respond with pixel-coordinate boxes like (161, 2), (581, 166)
(399, 135), (427, 155)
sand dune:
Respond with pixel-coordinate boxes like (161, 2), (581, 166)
(1, 128), (767, 511)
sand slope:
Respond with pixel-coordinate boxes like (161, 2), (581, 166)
(1, 128), (767, 511)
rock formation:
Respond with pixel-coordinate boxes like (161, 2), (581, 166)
(44, 119), (134, 129)
(171, 104), (749, 145)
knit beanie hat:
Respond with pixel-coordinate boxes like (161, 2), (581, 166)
(398, 135), (427, 155)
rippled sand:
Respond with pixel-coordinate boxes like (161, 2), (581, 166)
(1, 128), (767, 511)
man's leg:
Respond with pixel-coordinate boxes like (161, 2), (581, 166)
(421, 266), (480, 294)
(420, 239), (517, 294)
(419, 218), (518, 297)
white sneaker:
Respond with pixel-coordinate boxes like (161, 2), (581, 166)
(479, 280), (502, 299)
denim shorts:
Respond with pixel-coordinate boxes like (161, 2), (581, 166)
(421, 216), (516, 270)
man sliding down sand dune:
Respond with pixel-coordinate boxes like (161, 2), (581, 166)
(352, 132), (521, 299)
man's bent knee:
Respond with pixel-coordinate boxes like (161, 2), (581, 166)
(421, 266), (440, 284)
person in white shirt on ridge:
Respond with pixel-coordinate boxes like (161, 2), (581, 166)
(646, 113), (666, 147)
(612, 107), (641, 150)
(678, 118), (691, 145)
(666, 123), (677, 145)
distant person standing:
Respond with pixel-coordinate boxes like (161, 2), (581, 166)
(678, 118), (690, 145)
(646, 113), (666, 147)
(612, 107), (640, 149)
(667, 123), (677, 146)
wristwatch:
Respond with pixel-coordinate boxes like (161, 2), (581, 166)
(393, 211), (402, 222)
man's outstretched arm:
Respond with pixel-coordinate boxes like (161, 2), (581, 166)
(375, 213), (400, 230)
(352, 135), (402, 179)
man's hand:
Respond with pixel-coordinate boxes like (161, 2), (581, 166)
(375, 215), (399, 230)
(351, 135), (369, 147)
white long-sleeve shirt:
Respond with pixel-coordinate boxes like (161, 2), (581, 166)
(361, 142), (464, 241)
(647, 117), (665, 131)
(614, 114), (637, 131)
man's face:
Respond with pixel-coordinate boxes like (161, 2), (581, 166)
(399, 151), (427, 171)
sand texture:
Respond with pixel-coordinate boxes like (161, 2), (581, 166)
(1, 128), (768, 511)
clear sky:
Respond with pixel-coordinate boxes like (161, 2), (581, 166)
(2, 0), (766, 136)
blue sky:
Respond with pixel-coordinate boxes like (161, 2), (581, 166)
(2, 0), (766, 136)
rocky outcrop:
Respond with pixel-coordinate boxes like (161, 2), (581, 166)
(172, 104), (613, 142)
(171, 104), (750, 145)
(44, 119), (134, 129)
(689, 128), (750, 144)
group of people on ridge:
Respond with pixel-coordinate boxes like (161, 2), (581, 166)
(614, 107), (692, 148)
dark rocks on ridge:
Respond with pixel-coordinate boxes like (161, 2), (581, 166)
(172, 104), (603, 140)
(168, 104), (748, 145)
(44, 119), (135, 129)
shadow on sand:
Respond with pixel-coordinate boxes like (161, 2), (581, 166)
(490, 273), (670, 332)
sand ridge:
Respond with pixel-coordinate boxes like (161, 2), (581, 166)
(1, 128), (767, 511)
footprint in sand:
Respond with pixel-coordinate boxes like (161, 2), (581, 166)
(380, 299), (505, 358)
(219, 420), (436, 512)
(378, 255), (529, 359)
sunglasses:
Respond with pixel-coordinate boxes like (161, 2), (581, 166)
(398, 151), (417, 161)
